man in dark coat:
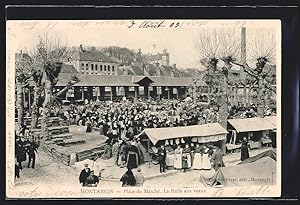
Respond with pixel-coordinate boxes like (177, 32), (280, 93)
(157, 144), (167, 173)
(241, 137), (250, 161)
(79, 164), (91, 186)
(15, 137), (27, 169)
(85, 170), (99, 187)
(211, 147), (225, 171)
(26, 139), (39, 169)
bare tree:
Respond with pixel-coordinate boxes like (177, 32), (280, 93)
(195, 27), (240, 128)
(232, 28), (276, 117)
(18, 33), (80, 139)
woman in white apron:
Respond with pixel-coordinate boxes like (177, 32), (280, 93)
(173, 145), (182, 169)
(202, 146), (212, 170)
(192, 144), (203, 170)
(165, 146), (175, 168)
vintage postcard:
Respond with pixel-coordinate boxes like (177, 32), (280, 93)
(6, 19), (281, 198)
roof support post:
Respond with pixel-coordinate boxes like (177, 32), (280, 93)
(81, 87), (84, 101)
(134, 86), (139, 102)
(144, 85), (149, 100)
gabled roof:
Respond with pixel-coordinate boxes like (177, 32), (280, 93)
(136, 123), (228, 145)
(228, 117), (276, 133)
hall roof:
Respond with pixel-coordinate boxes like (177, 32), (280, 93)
(55, 73), (205, 87)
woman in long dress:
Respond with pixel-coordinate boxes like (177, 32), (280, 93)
(173, 145), (182, 169)
(165, 145), (175, 168)
(192, 144), (203, 170)
(241, 137), (250, 161)
(182, 144), (192, 169)
(202, 147), (212, 170)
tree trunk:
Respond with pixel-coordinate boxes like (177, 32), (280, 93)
(234, 84), (238, 106)
(264, 83), (271, 109)
(41, 79), (52, 140)
(257, 76), (265, 117)
(16, 80), (24, 129)
(243, 85), (247, 107)
(218, 75), (228, 129)
(30, 84), (40, 129)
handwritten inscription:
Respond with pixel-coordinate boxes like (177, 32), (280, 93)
(128, 20), (181, 29)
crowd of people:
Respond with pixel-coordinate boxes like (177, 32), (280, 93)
(52, 98), (220, 140)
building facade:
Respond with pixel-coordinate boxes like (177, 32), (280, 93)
(67, 45), (119, 76)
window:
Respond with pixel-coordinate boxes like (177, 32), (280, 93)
(112, 73), (115, 75)
(95, 64), (98, 70)
(91, 72), (93, 74)
(91, 64), (94, 70)
(86, 67), (89, 70)
(81, 63), (84, 67)
(100, 65), (103, 71)
(86, 63), (88, 66)
(108, 65), (110, 71)
(82, 72), (84, 74)
(104, 65), (106, 71)
(86, 72), (89, 74)
(112, 66), (115, 72)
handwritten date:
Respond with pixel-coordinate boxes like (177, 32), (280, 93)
(128, 21), (181, 29)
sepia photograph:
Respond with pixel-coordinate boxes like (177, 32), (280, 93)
(6, 19), (281, 198)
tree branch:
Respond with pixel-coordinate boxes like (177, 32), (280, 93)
(231, 61), (258, 79)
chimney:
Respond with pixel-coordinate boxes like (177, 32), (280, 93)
(241, 27), (246, 64)
(155, 63), (161, 76)
(20, 50), (22, 54)
(79, 44), (84, 52)
(172, 63), (176, 69)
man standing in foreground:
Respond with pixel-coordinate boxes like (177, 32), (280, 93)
(211, 147), (225, 171)
(79, 164), (91, 186)
(158, 144), (167, 173)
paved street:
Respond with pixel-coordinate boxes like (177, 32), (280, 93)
(15, 143), (274, 189)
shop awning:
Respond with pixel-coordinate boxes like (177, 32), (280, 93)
(136, 123), (228, 145)
(228, 117), (276, 133)
(264, 116), (277, 127)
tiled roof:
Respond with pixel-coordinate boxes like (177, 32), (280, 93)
(131, 65), (144, 76)
(145, 64), (158, 76)
(73, 50), (117, 63)
(60, 64), (78, 73)
(150, 76), (193, 87)
(56, 73), (136, 87)
(56, 73), (201, 87)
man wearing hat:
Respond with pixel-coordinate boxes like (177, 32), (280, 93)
(79, 164), (91, 186)
(157, 144), (167, 173)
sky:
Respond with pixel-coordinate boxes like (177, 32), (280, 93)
(7, 20), (280, 69)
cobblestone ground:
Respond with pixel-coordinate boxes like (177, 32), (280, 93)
(15, 144), (274, 189)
